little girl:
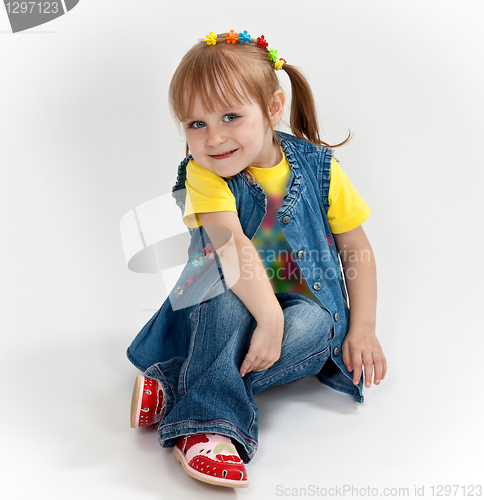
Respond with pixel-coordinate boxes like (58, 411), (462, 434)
(127, 30), (387, 488)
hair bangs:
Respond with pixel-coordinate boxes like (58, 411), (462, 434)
(186, 63), (251, 119)
(170, 41), (268, 123)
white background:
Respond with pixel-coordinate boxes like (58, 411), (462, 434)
(1, 1), (483, 499)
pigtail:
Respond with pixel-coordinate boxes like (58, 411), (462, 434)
(242, 168), (256, 183)
(283, 64), (351, 148)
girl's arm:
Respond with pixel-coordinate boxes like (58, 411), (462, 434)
(197, 211), (285, 377)
(333, 225), (387, 388)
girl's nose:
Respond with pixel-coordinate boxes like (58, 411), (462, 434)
(206, 127), (227, 147)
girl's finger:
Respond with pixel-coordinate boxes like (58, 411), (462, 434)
(249, 358), (266, 373)
(342, 342), (353, 372)
(240, 354), (255, 377)
(362, 353), (373, 388)
(254, 361), (272, 372)
(373, 357), (383, 384)
(352, 352), (363, 385)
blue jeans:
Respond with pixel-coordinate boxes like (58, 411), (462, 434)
(142, 283), (333, 464)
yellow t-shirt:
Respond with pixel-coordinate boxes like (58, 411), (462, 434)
(182, 151), (370, 234)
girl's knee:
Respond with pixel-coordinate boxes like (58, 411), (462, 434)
(192, 288), (255, 349)
(202, 287), (253, 322)
(282, 301), (332, 353)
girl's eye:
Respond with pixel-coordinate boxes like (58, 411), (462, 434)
(223, 114), (238, 122)
(187, 120), (205, 129)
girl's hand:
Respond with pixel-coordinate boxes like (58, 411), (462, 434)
(341, 327), (387, 388)
(239, 313), (284, 377)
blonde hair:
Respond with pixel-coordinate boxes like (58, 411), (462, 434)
(168, 32), (350, 182)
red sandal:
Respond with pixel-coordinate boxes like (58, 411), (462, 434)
(173, 433), (249, 488)
(130, 374), (165, 428)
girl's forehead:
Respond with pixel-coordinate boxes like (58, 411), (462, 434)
(183, 91), (255, 119)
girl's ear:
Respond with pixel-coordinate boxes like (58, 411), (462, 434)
(269, 89), (285, 127)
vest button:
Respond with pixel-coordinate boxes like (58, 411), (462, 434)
(333, 347), (340, 356)
(298, 250), (306, 258)
(334, 313), (339, 322)
(313, 282), (321, 290)
(282, 215), (291, 224)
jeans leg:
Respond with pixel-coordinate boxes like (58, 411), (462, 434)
(157, 287), (259, 463)
(143, 358), (186, 420)
(138, 302), (199, 419)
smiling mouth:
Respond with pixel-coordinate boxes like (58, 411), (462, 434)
(209, 149), (238, 159)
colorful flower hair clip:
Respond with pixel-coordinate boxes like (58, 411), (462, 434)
(205, 31), (217, 45)
(203, 30), (285, 69)
(257, 35), (268, 48)
(238, 30), (251, 44)
(226, 29), (238, 44)
(269, 48), (279, 62)
(274, 58), (286, 71)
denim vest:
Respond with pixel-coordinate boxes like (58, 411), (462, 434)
(127, 131), (364, 403)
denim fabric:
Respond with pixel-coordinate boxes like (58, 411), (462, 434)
(126, 131), (365, 462)
(142, 279), (332, 463)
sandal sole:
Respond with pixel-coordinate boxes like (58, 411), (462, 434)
(173, 445), (249, 488)
(130, 374), (144, 428)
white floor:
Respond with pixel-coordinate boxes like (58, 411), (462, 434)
(1, 313), (482, 500)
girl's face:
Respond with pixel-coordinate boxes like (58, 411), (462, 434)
(182, 90), (285, 176)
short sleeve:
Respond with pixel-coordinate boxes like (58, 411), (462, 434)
(327, 158), (371, 234)
(182, 160), (238, 228)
